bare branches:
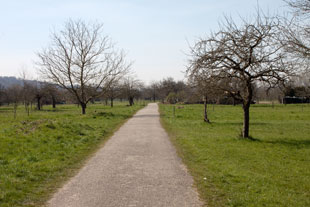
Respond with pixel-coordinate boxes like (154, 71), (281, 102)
(37, 19), (130, 114)
(189, 13), (290, 93)
(285, 0), (310, 16)
(121, 76), (143, 106)
(187, 11), (294, 138)
(279, 1), (310, 63)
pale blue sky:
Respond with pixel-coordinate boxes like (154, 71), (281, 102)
(0, 0), (287, 83)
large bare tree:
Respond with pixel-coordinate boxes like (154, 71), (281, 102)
(188, 13), (294, 138)
(37, 20), (130, 114)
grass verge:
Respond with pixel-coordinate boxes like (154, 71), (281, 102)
(0, 102), (144, 207)
(159, 104), (310, 207)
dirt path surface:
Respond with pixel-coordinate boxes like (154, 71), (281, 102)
(48, 103), (203, 207)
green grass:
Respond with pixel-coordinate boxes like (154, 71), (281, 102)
(0, 102), (144, 207)
(159, 104), (310, 207)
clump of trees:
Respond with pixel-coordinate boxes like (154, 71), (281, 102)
(142, 77), (188, 104)
(0, 78), (67, 118)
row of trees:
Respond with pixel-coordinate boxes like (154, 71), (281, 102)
(1, 72), (308, 119)
(0, 81), (62, 117)
(1, 70), (308, 110)
(186, 0), (310, 138)
(0, 76), (200, 110)
(0, 77), (145, 113)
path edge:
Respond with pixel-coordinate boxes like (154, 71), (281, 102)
(157, 103), (206, 207)
(41, 104), (147, 207)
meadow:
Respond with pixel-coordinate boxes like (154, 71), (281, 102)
(159, 104), (310, 207)
(0, 102), (144, 207)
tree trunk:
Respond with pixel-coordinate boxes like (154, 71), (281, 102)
(129, 97), (134, 106)
(242, 104), (250, 138)
(204, 95), (209, 123)
(26, 103), (30, 116)
(242, 84), (253, 138)
(14, 103), (17, 119)
(111, 97), (114, 108)
(81, 103), (87, 114)
(37, 97), (41, 110)
(153, 90), (156, 102)
(52, 96), (56, 108)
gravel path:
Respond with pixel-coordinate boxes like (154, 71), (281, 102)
(48, 103), (203, 207)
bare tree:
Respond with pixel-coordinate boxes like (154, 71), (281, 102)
(19, 70), (34, 115)
(279, 1), (310, 60)
(42, 83), (62, 109)
(139, 82), (161, 102)
(188, 13), (294, 138)
(33, 82), (46, 110)
(105, 79), (122, 108)
(187, 70), (220, 122)
(7, 85), (22, 118)
(37, 19), (130, 114)
(149, 81), (159, 102)
(121, 76), (143, 106)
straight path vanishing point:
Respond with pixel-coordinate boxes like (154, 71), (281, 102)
(48, 103), (202, 207)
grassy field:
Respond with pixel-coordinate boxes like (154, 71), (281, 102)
(0, 102), (144, 207)
(159, 104), (310, 207)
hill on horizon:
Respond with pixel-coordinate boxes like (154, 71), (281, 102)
(0, 76), (40, 88)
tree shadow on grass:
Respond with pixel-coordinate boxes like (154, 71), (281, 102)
(40, 108), (72, 112)
(0, 110), (12, 113)
(263, 139), (310, 148)
(92, 111), (130, 119)
(238, 136), (310, 148)
(216, 122), (269, 126)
